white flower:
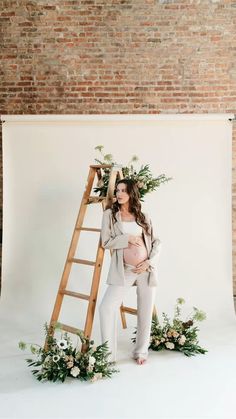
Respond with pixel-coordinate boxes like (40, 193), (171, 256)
(165, 342), (175, 350)
(178, 335), (186, 345)
(52, 355), (60, 362)
(155, 339), (161, 346)
(161, 338), (165, 342)
(89, 356), (96, 365)
(56, 339), (68, 350)
(70, 366), (80, 377)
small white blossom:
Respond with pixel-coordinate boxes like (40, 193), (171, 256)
(89, 356), (96, 365)
(165, 342), (175, 350)
(178, 335), (186, 345)
(52, 355), (60, 362)
(70, 366), (80, 377)
(155, 339), (161, 346)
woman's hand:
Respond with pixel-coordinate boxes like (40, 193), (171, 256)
(128, 235), (143, 247)
(132, 259), (150, 274)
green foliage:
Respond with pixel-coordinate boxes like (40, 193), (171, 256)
(19, 322), (119, 383)
(93, 145), (172, 201)
(132, 297), (208, 357)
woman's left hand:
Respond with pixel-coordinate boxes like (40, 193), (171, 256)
(132, 260), (150, 274)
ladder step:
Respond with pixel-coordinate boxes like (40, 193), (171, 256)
(90, 164), (112, 169)
(87, 196), (106, 203)
(121, 306), (138, 315)
(76, 227), (101, 232)
(60, 289), (90, 301)
(54, 322), (84, 335)
(70, 257), (96, 266)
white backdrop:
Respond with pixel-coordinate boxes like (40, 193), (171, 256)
(1, 114), (236, 419)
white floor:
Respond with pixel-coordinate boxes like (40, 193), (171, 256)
(1, 317), (236, 419)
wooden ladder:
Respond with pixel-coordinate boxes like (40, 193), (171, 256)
(45, 164), (157, 351)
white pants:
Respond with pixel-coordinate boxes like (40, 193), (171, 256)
(99, 263), (156, 362)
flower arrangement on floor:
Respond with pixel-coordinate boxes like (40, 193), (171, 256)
(132, 298), (208, 357)
(93, 145), (172, 201)
(19, 322), (119, 383)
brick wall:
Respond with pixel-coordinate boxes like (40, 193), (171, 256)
(0, 0), (236, 293)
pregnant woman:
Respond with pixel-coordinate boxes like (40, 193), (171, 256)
(99, 178), (162, 365)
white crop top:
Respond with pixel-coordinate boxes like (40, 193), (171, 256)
(121, 221), (143, 236)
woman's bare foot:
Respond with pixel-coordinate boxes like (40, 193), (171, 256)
(136, 357), (146, 365)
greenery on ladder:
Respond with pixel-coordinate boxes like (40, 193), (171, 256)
(93, 145), (172, 201)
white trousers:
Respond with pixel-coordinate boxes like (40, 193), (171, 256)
(99, 263), (156, 362)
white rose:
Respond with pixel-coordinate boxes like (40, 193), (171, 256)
(89, 356), (96, 365)
(178, 335), (186, 345)
(70, 366), (80, 377)
(165, 342), (175, 350)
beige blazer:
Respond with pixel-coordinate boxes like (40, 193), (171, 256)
(100, 208), (162, 287)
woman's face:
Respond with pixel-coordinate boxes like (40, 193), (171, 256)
(116, 183), (130, 205)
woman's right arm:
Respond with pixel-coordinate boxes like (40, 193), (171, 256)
(100, 209), (130, 250)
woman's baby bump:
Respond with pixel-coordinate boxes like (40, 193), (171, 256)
(123, 236), (148, 266)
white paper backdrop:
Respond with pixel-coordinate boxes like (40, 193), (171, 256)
(1, 114), (235, 419)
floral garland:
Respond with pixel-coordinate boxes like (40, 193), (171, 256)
(132, 298), (208, 357)
(19, 322), (119, 383)
(93, 145), (172, 201)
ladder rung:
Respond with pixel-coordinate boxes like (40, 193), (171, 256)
(87, 196), (106, 202)
(90, 164), (112, 169)
(121, 306), (138, 315)
(55, 322), (84, 335)
(70, 258), (96, 266)
(76, 227), (101, 232)
(60, 289), (90, 301)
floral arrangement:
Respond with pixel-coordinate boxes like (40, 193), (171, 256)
(132, 298), (208, 357)
(93, 145), (172, 201)
(19, 322), (119, 383)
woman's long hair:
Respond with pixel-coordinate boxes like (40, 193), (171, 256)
(110, 178), (151, 235)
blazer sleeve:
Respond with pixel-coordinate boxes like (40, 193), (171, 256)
(146, 217), (162, 269)
(100, 209), (130, 250)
